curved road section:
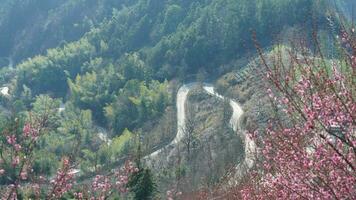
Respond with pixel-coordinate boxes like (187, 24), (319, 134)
(144, 83), (255, 176)
(145, 83), (194, 159)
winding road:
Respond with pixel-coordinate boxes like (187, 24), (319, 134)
(144, 83), (255, 172)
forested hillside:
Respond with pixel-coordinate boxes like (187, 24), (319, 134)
(0, 0), (313, 64)
(0, 0), (136, 64)
(0, 1), (331, 162)
(0, 0), (354, 199)
(2, 0), (328, 127)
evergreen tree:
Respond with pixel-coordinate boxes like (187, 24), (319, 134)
(128, 168), (157, 200)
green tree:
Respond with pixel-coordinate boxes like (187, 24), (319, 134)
(128, 168), (157, 200)
(105, 80), (170, 134)
(119, 53), (151, 82)
(30, 95), (61, 128)
(68, 68), (117, 123)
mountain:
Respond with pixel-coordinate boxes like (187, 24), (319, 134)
(0, 0), (136, 63)
(0, 0), (352, 198)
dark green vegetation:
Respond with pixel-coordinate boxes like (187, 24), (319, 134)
(0, 0), (349, 197)
(1, 0), (329, 127)
(0, 0), (136, 62)
(128, 168), (157, 200)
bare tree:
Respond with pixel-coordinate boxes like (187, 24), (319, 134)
(182, 116), (196, 160)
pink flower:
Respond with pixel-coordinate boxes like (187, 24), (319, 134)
(49, 158), (74, 198)
(23, 123), (39, 140)
(6, 135), (16, 145)
(12, 156), (20, 167)
(20, 171), (28, 180)
(23, 123), (32, 137)
(63, 158), (69, 167)
(237, 28), (356, 200)
(0, 169), (5, 175)
(14, 144), (22, 151)
(74, 192), (84, 199)
(281, 97), (289, 104)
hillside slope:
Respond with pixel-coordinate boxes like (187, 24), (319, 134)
(0, 0), (136, 64)
(0, 1), (350, 197)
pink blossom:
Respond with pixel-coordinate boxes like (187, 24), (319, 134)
(238, 27), (356, 200)
(20, 171), (28, 180)
(74, 192), (84, 199)
(23, 123), (32, 137)
(22, 123), (39, 140)
(281, 97), (289, 104)
(12, 156), (20, 167)
(6, 135), (16, 145)
(14, 144), (22, 151)
(48, 158), (74, 198)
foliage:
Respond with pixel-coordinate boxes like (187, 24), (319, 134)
(16, 38), (95, 97)
(9, 0), (325, 99)
(0, 0), (137, 62)
(68, 68), (116, 123)
(30, 95), (61, 128)
(0, 114), (138, 199)
(128, 168), (157, 200)
(110, 128), (133, 158)
(105, 80), (170, 134)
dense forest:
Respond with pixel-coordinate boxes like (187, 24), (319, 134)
(1, 0), (329, 127)
(0, 0), (355, 199)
